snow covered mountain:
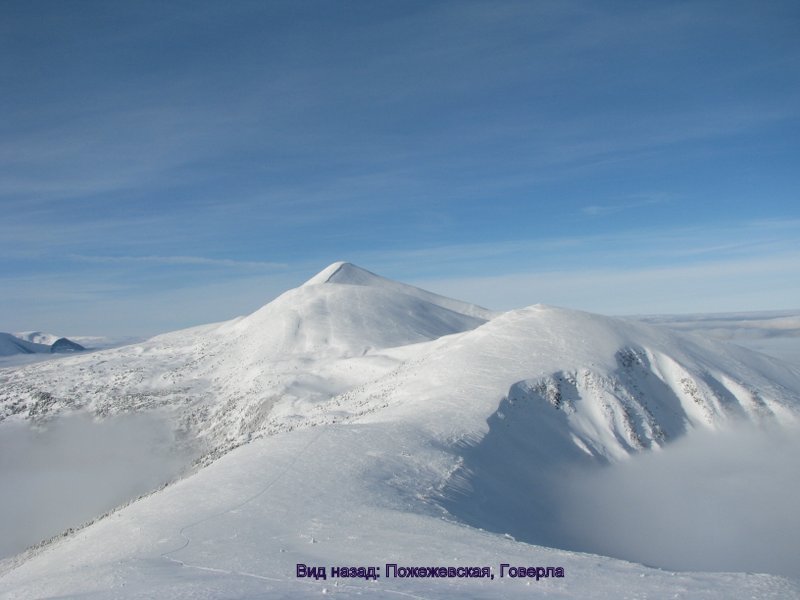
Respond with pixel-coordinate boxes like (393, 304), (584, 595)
(14, 332), (138, 351)
(1, 332), (86, 356)
(1, 262), (799, 598)
(0, 262), (494, 459)
(2, 262), (795, 460)
(0, 333), (51, 357)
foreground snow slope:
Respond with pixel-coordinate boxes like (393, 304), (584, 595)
(1, 262), (799, 597)
(2, 423), (798, 599)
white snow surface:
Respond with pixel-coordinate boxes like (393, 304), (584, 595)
(1, 262), (799, 598)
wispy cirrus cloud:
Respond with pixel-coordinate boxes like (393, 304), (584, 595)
(68, 254), (286, 270)
(411, 251), (800, 316)
(351, 218), (800, 276)
(2, 2), (797, 335)
(582, 194), (672, 216)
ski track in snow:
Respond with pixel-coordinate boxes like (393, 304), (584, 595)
(159, 425), (329, 574)
(158, 424), (436, 600)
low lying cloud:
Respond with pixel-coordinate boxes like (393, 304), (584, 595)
(556, 423), (800, 578)
(0, 413), (196, 559)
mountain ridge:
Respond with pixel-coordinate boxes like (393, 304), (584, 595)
(2, 264), (797, 457)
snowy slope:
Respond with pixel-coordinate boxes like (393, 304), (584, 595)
(1, 263), (799, 598)
(343, 304), (799, 453)
(2, 424), (797, 599)
(303, 261), (496, 320)
(221, 263), (489, 358)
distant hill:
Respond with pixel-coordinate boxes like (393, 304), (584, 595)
(49, 337), (85, 353)
(1, 332), (85, 356)
(0, 333), (50, 356)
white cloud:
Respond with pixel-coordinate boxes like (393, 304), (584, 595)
(0, 413), (197, 559)
(556, 423), (800, 578)
(582, 194), (671, 216)
(68, 254), (286, 270)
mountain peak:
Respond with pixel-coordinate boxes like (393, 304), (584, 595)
(302, 261), (382, 287)
(296, 261), (496, 321)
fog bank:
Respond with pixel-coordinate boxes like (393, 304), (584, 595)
(557, 424), (800, 578)
(0, 413), (195, 559)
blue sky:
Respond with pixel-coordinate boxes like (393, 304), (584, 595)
(1, 1), (799, 336)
